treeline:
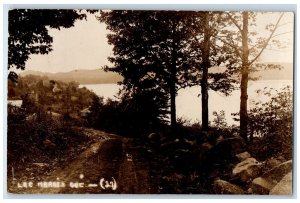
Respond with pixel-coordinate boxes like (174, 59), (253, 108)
(98, 11), (288, 142)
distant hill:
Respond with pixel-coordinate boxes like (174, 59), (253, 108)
(21, 63), (293, 85)
(209, 62), (293, 80)
(20, 69), (123, 84)
(250, 63), (293, 80)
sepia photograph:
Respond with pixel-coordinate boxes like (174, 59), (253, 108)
(6, 9), (294, 195)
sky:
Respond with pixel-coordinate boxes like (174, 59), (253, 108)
(24, 11), (294, 73)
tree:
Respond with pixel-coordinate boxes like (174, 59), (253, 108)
(98, 10), (200, 134)
(189, 12), (236, 131)
(220, 12), (285, 142)
(8, 9), (86, 81)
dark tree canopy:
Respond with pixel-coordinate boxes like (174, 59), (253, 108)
(99, 10), (202, 130)
(8, 9), (86, 81)
(99, 11), (239, 131)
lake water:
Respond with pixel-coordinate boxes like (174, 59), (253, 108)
(80, 80), (293, 125)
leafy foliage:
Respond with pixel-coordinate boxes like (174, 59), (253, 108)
(8, 9), (86, 80)
(248, 86), (293, 159)
(8, 75), (96, 117)
(87, 89), (166, 137)
(98, 11), (205, 130)
(7, 105), (89, 166)
(219, 12), (286, 141)
(212, 110), (228, 129)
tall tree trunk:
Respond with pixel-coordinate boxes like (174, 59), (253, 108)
(170, 60), (177, 133)
(240, 12), (249, 142)
(170, 24), (178, 134)
(201, 13), (211, 131)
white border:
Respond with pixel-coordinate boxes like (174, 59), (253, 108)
(1, 1), (299, 202)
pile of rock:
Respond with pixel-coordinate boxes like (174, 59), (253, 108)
(251, 160), (292, 195)
(147, 132), (292, 195)
(213, 151), (293, 195)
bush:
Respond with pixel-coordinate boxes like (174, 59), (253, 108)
(248, 86), (293, 160)
(87, 90), (167, 137)
(212, 110), (227, 129)
(7, 106), (89, 166)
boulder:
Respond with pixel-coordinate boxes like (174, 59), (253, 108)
(269, 172), (292, 195)
(201, 142), (213, 151)
(171, 149), (195, 173)
(214, 136), (245, 156)
(160, 139), (181, 154)
(148, 132), (161, 143)
(196, 142), (213, 162)
(209, 136), (245, 166)
(215, 135), (224, 145)
(236, 152), (251, 162)
(251, 177), (275, 194)
(251, 160), (292, 194)
(264, 158), (282, 171)
(43, 139), (56, 149)
(213, 179), (246, 194)
(233, 158), (261, 183)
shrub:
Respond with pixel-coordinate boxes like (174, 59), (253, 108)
(248, 86), (293, 160)
(87, 90), (166, 137)
(212, 110), (227, 129)
(7, 106), (89, 167)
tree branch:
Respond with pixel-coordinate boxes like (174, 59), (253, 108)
(271, 31), (293, 39)
(214, 35), (242, 59)
(249, 13), (285, 66)
(226, 12), (243, 33)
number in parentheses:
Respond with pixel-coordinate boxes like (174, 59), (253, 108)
(99, 178), (106, 190)
(111, 177), (117, 190)
(99, 177), (117, 190)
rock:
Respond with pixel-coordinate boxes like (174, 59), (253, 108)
(160, 140), (183, 155)
(236, 151), (251, 162)
(213, 179), (246, 194)
(233, 157), (261, 183)
(264, 158), (282, 171)
(197, 142), (213, 162)
(213, 136), (245, 157)
(247, 187), (253, 194)
(215, 135), (224, 145)
(193, 142), (213, 172)
(201, 142), (213, 151)
(43, 139), (56, 149)
(251, 160), (292, 194)
(183, 138), (197, 147)
(269, 172), (292, 195)
(261, 160), (292, 182)
(171, 149), (195, 173)
(276, 156), (286, 162)
(148, 132), (160, 143)
(251, 177), (275, 194)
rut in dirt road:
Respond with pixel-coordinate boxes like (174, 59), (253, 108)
(118, 138), (152, 194)
(8, 129), (152, 194)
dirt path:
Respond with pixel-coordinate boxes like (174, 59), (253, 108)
(118, 138), (152, 194)
(8, 128), (152, 194)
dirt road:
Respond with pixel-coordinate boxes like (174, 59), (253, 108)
(8, 128), (152, 194)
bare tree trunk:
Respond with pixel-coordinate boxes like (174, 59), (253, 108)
(240, 12), (249, 142)
(170, 24), (177, 134)
(201, 12), (211, 131)
(170, 57), (177, 134)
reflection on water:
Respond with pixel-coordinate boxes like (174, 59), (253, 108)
(80, 80), (293, 125)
